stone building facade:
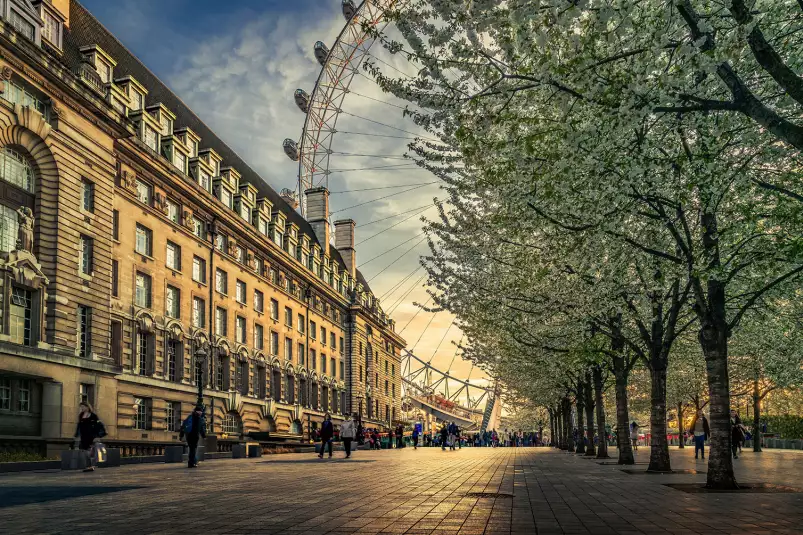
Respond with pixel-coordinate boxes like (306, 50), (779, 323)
(0, 0), (405, 457)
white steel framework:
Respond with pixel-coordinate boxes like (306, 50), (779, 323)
(292, 0), (401, 216)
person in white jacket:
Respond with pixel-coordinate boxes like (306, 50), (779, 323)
(340, 413), (357, 459)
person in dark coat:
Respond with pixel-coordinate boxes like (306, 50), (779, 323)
(412, 425), (420, 449)
(179, 405), (207, 468)
(318, 412), (334, 459)
(730, 410), (746, 459)
(396, 423), (405, 449)
(440, 423), (449, 451)
(74, 401), (106, 472)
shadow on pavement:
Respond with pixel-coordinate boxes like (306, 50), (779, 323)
(261, 459), (375, 464)
(0, 486), (144, 508)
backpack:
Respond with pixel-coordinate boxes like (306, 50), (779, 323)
(182, 415), (194, 435)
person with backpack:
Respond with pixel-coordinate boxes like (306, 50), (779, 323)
(74, 401), (106, 472)
(318, 412), (334, 459)
(340, 413), (357, 458)
(179, 405), (207, 468)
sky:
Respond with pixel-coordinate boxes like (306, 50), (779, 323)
(80, 0), (491, 399)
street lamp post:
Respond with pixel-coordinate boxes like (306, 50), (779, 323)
(195, 345), (208, 407)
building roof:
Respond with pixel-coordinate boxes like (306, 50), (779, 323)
(63, 0), (362, 283)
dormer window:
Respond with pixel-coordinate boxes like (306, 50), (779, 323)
(159, 116), (172, 136)
(221, 189), (232, 209)
(143, 126), (158, 152)
(131, 90), (143, 111)
(9, 8), (36, 42)
(174, 151), (186, 174)
(80, 45), (117, 87)
(199, 170), (211, 192)
(38, 1), (64, 51)
(190, 140), (198, 158)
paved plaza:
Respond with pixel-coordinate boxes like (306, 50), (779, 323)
(0, 446), (801, 534)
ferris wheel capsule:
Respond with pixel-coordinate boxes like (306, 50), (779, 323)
(314, 41), (330, 66)
(342, 0), (357, 20)
(294, 88), (310, 113)
(282, 138), (299, 161)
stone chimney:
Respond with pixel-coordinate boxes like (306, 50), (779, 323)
(305, 187), (330, 255)
(334, 219), (356, 279)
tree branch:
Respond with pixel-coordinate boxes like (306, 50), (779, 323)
(728, 264), (803, 331)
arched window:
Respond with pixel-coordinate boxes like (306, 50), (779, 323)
(222, 411), (242, 435)
(0, 147), (34, 193)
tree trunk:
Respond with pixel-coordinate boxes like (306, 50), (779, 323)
(694, 208), (738, 489)
(584, 372), (596, 457)
(753, 377), (762, 453)
(548, 409), (555, 448)
(647, 365), (671, 471)
(593, 365), (609, 458)
(576, 382), (586, 454)
(555, 407), (563, 449)
(562, 397), (572, 451)
(613, 358), (635, 465)
(677, 402), (685, 449)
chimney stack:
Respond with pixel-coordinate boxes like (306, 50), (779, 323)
(334, 219), (356, 279)
(305, 187), (329, 254)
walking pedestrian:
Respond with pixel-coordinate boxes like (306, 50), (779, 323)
(412, 425), (420, 449)
(448, 422), (458, 450)
(730, 410), (745, 459)
(179, 404), (207, 469)
(630, 422), (640, 452)
(340, 413), (357, 458)
(440, 423), (449, 451)
(73, 401), (106, 472)
(396, 423), (405, 449)
(692, 410), (710, 460)
(318, 412), (334, 459)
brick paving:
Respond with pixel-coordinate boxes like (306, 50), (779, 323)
(0, 446), (801, 534)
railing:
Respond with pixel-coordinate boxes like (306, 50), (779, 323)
(75, 61), (105, 96)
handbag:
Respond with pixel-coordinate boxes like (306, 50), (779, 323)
(92, 442), (108, 464)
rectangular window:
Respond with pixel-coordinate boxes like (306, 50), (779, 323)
(254, 290), (264, 313)
(321, 353), (327, 374)
(271, 331), (279, 355)
(284, 307), (292, 327)
(330, 358), (335, 377)
(136, 331), (150, 375)
(0, 377), (9, 410)
(17, 379), (31, 412)
(254, 323), (264, 350)
(136, 179), (152, 205)
(236, 280), (246, 304)
(166, 199), (180, 223)
(159, 116), (173, 136)
(391, 364), (395, 377)
(135, 272), (152, 308)
(238, 359), (249, 395)
(78, 305), (91, 358)
(165, 285), (180, 319)
(43, 11), (60, 46)
(284, 337), (293, 361)
(339, 361), (344, 380)
(298, 343), (305, 366)
(270, 299), (279, 320)
(79, 383), (94, 406)
(198, 170), (211, 192)
(192, 297), (205, 328)
(392, 384), (396, 398)
(133, 397), (151, 430)
(235, 246), (245, 263)
(166, 401), (181, 432)
(339, 337), (345, 354)
(192, 256), (206, 284)
(111, 260), (119, 297)
(310, 320), (317, 340)
(9, 9), (35, 40)
(321, 327), (327, 346)
(385, 380), (389, 395)
(111, 321), (122, 364)
(135, 224), (152, 256)
(310, 348), (316, 370)
(79, 235), (92, 275)
(81, 179), (94, 212)
(143, 126), (158, 151)
(215, 234), (227, 253)
(297, 314), (305, 334)
(166, 241), (181, 271)
(236, 316), (246, 344)
(193, 216), (205, 239)
(166, 340), (180, 382)
(112, 210), (119, 240)
(9, 287), (32, 345)
(330, 332), (336, 348)
(215, 307), (227, 336)
(215, 269), (227, 294)
(173, 151), (187, 174)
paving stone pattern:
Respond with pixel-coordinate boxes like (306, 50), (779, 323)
(0, 446), (801, 534)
